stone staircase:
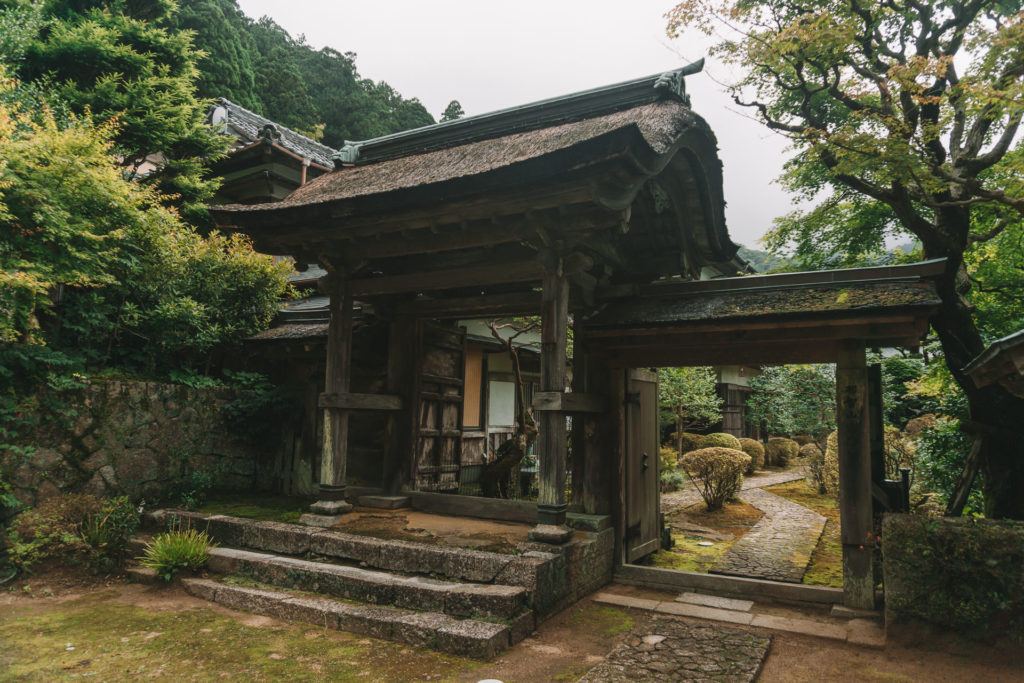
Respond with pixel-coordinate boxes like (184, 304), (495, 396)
(130, 509), (598, 659)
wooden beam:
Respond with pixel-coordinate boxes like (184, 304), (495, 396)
(319, 392), (403, 411)
(383, 316), (417, 493)
(350, 259), (545, 297)
(604, 343), (843, 368)
(836, 340), (875, 610)
(532, 391), (608, 413)
(401, 291), (541, 320)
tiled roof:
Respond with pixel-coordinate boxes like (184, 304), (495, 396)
(209, 98), (337, 168)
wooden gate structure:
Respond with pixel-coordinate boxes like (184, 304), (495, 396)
(212, 62), (943, 608)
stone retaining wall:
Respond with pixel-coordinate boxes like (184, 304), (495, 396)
(883, 513), (1024, 641)
(5, 380), (255, 506)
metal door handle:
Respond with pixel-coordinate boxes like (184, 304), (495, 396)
(642, 451), (649, 472)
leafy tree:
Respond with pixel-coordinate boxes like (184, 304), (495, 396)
(658, 367), (722, 453)
(174, 0), (261, 111)
(668, 1), (1024, 518)
(246, 15), (320, 133)
(441, 99), (465, 122)
(15, 0), (227, 224)
(0, 74), (290, 387)
(746, 365), (836, 449)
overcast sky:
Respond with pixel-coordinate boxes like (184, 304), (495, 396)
(237, 0), (798, 247)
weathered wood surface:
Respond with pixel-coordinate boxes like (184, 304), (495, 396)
(320, 276), (354, 498)
(350, 260), (545, 297)
(536, 264), (570, 528)
(532, 391), (608, 414)
(319, 392), (403, 411)
(836, 340), (875, 610)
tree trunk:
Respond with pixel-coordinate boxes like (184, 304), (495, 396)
(927, 232), (1024, 519)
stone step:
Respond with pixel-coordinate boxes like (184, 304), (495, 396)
(145, 510), (559, 599)
(180, 577), (514, 660)
(204, 546), (529, 620)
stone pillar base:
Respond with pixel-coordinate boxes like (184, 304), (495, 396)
(299, 513), (346, 528)
(528, 523), (574, 544)
(309, 499), (353, 515)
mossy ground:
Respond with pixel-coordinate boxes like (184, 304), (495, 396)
(766, 479), (843, 588)
(566, 603), (635, 637)
(0, 591), (477, 682)
(650, 500), (762, 573)
(197, 494), (307, 523)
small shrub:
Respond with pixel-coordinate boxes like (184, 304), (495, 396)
(799, 442), (823, 461)
(6, 493), (139, 574)
(78, 497), (140, 572)
(166, 463), (226, 510)
(737, 438), (765, 475)
(680, 447), (750, 511)
(904, 414), (937, 438)
(700, 432), (742, 450)
(671, 431), (704, 454)
(140, 528), (213, 582)
(660, 468), (686, 493)
(766, 437), (799, 467)
(792, 434), (815, 446)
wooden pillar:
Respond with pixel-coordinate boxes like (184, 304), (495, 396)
(575, 335), (614, 516)
(530, 262), (573, 543)
(836, 340), (875, 609)
(302, 274), (355, 522)
(383, 315), (418, 493)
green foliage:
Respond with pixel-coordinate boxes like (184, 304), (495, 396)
(736, 244), (790, 273)
(658, 446), (685, 492)
(221, 370), (294, 447)
(680, 447), (750, 511)
(883, 514), (1024, 639)
(765, 437), (799, 467)
(746, 365), (835, 443)
(737, 437), (764, 474)
(139, 527), (212, 582)
(6, 493), (139, 574)
(165, 460), (226, 510)
(871, 354), (932, 428)
(917, 418), (983, 514)
(17, 0), (228, 224)
(658, 367), (722, 448)
(440, 100), (464, 122)
(700, 432), (741, 450)
(177, 0), (436, 148)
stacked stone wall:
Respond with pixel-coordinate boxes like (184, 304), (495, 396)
(5, 380), (255, 506)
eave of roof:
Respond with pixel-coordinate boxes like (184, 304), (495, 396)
(963, 328), (1024, 378)
(584, 259), (946, 329)
(211, 98), (338, 168)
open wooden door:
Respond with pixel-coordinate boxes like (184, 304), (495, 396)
(625, 368), (660, 562)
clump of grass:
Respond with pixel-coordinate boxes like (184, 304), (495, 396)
(139, 528), (213, 582)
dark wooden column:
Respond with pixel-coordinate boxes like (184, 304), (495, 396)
(530, 262), (573, 543)
(302, 274), (355, 523)
(383, 315), (418, 494)
(836, 340), (875, 609)
(574, 334), (614, 516)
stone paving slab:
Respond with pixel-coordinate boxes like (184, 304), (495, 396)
(710, 487), (826, 584)
(591, 591), (885, 646)
(676, 592), (754, 612)
(579, 618), (771, 682)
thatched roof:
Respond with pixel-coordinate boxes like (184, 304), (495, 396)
(216, 100), (699, 213)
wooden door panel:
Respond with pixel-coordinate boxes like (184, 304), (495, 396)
(626, 368), (660, 562)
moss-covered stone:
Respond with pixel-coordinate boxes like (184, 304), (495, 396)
(883, 514), (1024, 640)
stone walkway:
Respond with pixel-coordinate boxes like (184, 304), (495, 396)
(661, 467), (809, 515)
(710, 486), (827, 583)
(578, 618), (770, 683)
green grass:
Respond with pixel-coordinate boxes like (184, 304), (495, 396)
(0, 592), (476, 682)
(766, 479), (843, 588)
(197, 494), (307, 523)
(649, 533), (733, 573)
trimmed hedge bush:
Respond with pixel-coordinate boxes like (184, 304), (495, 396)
(680, 447), (750, 511)
(737, 438), (765, 475)
(700, 432), (742, 450)
(883, 514), (1024, 640)
(820, 431), (840, 495)
(798, 442), (823, 461)
(672, 431), (704, 454)
(766, 437), (799, 467)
